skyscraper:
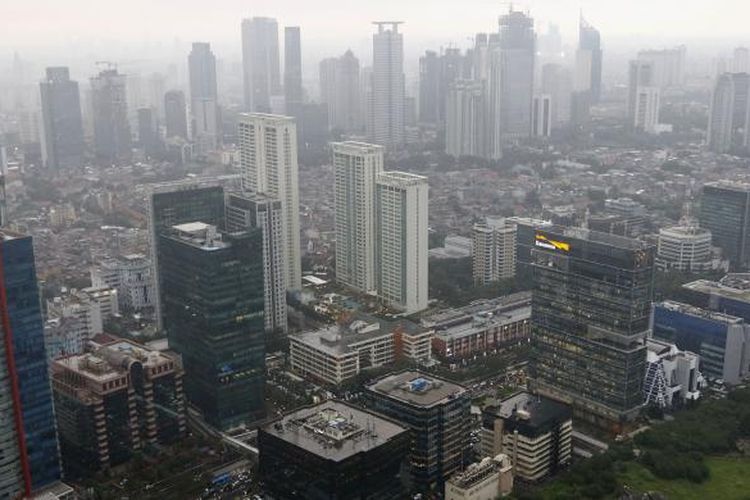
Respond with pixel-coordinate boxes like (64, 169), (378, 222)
(541, 63), (572, 127)
(137, 106), (161, 156)
(0, 230), (62, 498)
(284, 26), (303, 112)
(188, 42), (220, 153)
(319, 50), (362, 132)
(529, 227), (655, 427)
(700, 181), (750, 270)
(39, 67), (85, 169)
(497, 9), (535, 142)
(238, 113), (301, 291)
(418, 50), (441, 124)
(707, 73), (750, 154)
(332, 141), (384, 293)
(578, 16), (603, 103)
(637, 46), (686, 89)
(532, 94), (552, 137)
(158, 222), (265, 429)
(164, 89), (189, 140)
(445, 80), (486, 158)
(241, 17), (281, 112)
(369, 22), (405, 148)
(375, 171), (429, 314)
(90, 68), (132, 164)
(472, 217), (517, 285)
(226, 193), (288, 335)
(628, 60), (661, 133)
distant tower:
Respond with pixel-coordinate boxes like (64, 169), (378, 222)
(578, 14), (602, 103)
(137, 106), (161, 156)
(445, 80), (486, 157)
(90, 67), (132, 164)
(369, 22), (405, 148)
(241, 17), (281, 112)
(320, 50), (362, 133)
(164, 89), (189, 140)
(284, 26), (303, 113)
(39, 67), (85, 169)
(707, 73), (750, 154)
(628, 60), (661, 133)
(497, 9), (535, 142)
(188, 42), (220, 153)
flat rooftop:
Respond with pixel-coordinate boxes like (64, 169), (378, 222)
(366, 371), (467, 408)
(486, 392), (572, 435)
(682, 275), (750, 304)
(261, 400), (407, 462)
(540, 225), (652, 251)
(656, 300), (745, 324)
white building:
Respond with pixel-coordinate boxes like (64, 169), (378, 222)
(226, 193), (288, 334)
(369, 22), (405, 148)
(628, 60), (661, 134)
(446, 80), (486, 158)
(473, 217), (517, 285)
(375, 171), (429, 314)
(46, 287), (119, 341)
(238, 113), (302, 291)
(644, 338), (702, 409)
(90, 254), (154, 310)
(332, 142), (384, 293)
(637, 46), (686, 88)
(532, 94), (552, 137)
(429, 235), (473, 260)
(445, 454), (514, 500)
(319, 50), (361, 133)
(656, 223), (723, 272)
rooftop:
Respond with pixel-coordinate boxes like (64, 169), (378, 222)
(377, 171), (428, 187)
(704, 180), (750, 192)
(682, 274), (750, 303)
(366, 371), (467, 408)
(261, 400), (408, 462)
(656, 300), (745, 324)
(539, 225), (652, 251)
(485, 392), (572, 436)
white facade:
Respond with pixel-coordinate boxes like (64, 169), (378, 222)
(46, 287), (119, 341)
(445, 455), (514, 500)
(446, 81), (486, 158)
(644, 338), (702, 409)
(473, 217), (517, 285)
(332, 141), (384, 293)
(628, 60), (662, 134)
(532, 94), (552, 137)
(238, 113), (302, 291)
(369, 22), (405, 148)
(91, 254), (154, 310)
(656, 223), (715, 272)
(320, 51), (361, 132)
(376, 172), (429, 314)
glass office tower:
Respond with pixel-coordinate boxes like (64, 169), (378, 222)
(529, 226), (655, 428)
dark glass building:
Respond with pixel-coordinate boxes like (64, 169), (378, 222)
(158, 222), (265, 429)
(90, 68), (132, 164)
(0, 231), (61, 498)
(364, 371), (469, 492)
(258, 400), (410, 499)
(39, 67), (85, 169)
(529, 226), (655, 429)
(699, 181), (750, 270)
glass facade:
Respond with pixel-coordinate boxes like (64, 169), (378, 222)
(159, 227), (265, 429)
(0, 233), (61, 496)
(700, 183), (750, 270)
(529, 227), (654, 424)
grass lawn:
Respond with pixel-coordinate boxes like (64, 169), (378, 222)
(619, 457), (750, 500)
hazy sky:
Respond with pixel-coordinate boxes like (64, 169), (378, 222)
(3, 0), (750, 52)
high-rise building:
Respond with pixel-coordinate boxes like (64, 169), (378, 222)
(656, 223), (715, 272)
(529, 226), (655, 428)
(164, 89), (189, 140)
(706, 73), (750, 154)
(365, 371), (470, 491)
(90, 253), (154, 311)
(319, 50), (362, 132)
(532, 94), (552, 137)
(0, 230), (62, 498)
(238, 113), (301, 291)
(188, 42), (220, 153)
(733, 47), (750, 73)
(445, 80), (486, 158)
(51, 338), (186, 478)
(284, 26), (303, 112)
(369, 22), (405, 148)
(241, 17), (281, 112)
(332, 141), (384, 293)
(700, 181), (750, 269)
(158, 222), (265, 429)
(39, 67), (85, 169)
(226, 193), (288, 335)
(578, 16), (602, 103)
(419, 50), (441, 124)
(497, 9), (535, 142)
(541, 63), (572, 128)
(472, 217), (517, 285)
(375, 171), (429, 314)
(137, 106), (161, 156)
(90, 68), (132, 164)
(628, 60), (661, 133)
(637, 46), (686, 89)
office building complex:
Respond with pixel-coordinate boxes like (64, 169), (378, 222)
(473, 217), (517, 285)
(319, 50), (361, 132)
(480, 392), (572, 482)
(284, 26), (303, 112)
(707, 73), (750, 154)
(425, 292), (531, 361)
(158, 222), (265, 429)
(446, 80), (486, 158)
(656, 222), (717, 272)
(188, 42), (220, 153)
(241, 17), (281, 112)
(369, 22), (405, 148)
(90, 253), (154, 311)
(644, 338), (702, 409)
(259, 401), (410, 499)
(164, 89), (189, 140)
(332, 141), (384, 292)
(700, 181), (750, 269)
(530, 226), (655, 427)
(375, 171), (429, 314)
(226, 193), (287, 335)
(290, 313), (432, 385)
(238, 113), (301, 291)
(365, 372), (470, 491)
(652, 300), (750, 385)
(445, 454), (513, 500)
(90, 68), (132, 164)
(51, 338), (186, 478)
(0, 231), (62, 498)
(628, 60), (661, 133)
(39, 67), (85, 169)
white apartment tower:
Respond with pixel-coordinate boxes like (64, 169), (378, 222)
(332, 142), (384, 293)
(445, 80), (486, 158)
(375, 172), (429, 314)
(473, 217), (517, 285)
(238, 113), (302, 291)
(628, 60), (661, 134)
(369, 22), (405, 148)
